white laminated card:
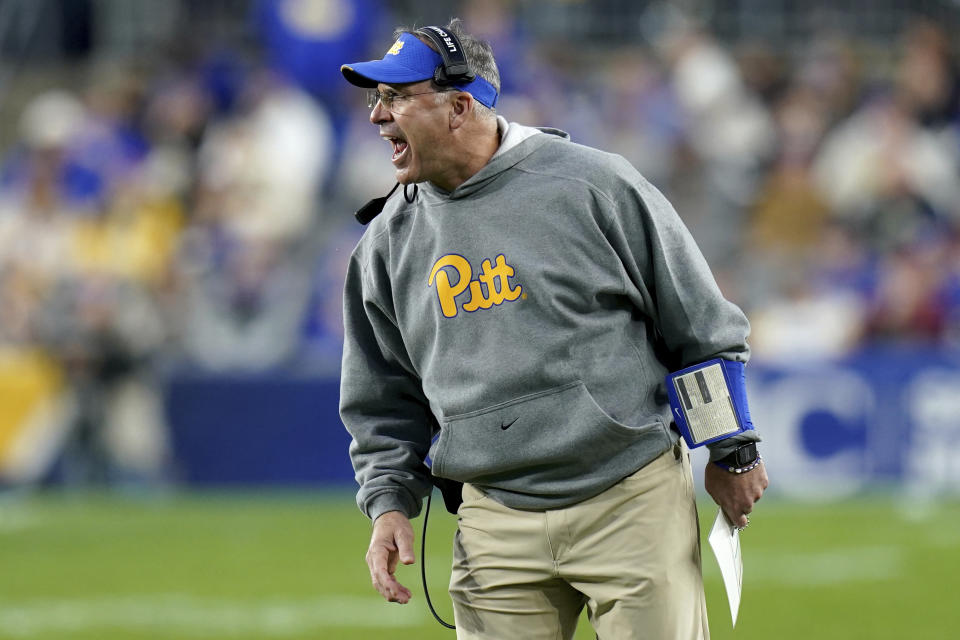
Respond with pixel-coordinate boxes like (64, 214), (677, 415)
(708, 509), (743, 627)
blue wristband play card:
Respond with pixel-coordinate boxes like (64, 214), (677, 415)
(666, 358), (754, 448)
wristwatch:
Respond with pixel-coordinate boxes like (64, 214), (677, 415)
(714, 442), (761, 474)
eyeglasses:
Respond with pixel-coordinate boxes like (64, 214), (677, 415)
(366, 89), (451, 110)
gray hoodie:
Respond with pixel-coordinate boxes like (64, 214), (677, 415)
(340, 122), (755, 521)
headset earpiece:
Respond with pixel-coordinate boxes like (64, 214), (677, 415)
(416, 26), (476, 86)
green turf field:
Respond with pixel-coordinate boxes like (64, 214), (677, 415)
(0, 490), (955, 639)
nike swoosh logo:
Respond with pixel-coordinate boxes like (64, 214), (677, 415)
(500, 418), (518, 431)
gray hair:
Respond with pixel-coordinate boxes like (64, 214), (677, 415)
(394, 19), (500, 120)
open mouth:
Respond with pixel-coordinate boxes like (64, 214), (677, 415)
(386, 136), (409, 163)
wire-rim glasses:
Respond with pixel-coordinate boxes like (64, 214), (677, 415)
(367, 88), (451, 110)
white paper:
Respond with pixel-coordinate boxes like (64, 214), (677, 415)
(708, 508), (742, 626)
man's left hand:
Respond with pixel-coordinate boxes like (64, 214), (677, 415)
(704, 460), (768, 529)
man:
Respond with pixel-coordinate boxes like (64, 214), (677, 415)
(339, 20), (768, 639)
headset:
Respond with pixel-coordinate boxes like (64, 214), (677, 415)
(415, 26), (477, 86)
(354, 25), (475, 226)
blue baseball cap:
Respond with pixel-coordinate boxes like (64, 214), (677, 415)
(341, 32), (499, 109)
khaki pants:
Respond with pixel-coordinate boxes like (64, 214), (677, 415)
(449, 444), (709, 640)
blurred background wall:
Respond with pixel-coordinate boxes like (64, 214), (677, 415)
(0, 0), (958, 499)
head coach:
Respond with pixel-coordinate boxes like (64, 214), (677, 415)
(338, 19), (768, 639)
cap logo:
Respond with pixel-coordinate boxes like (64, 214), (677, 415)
(386, 40), (404, 56)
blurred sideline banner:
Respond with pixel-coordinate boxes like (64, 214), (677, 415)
(165, 372), (354, 486)
(749, 346), (960, 499)
(164, 346), (960, 496)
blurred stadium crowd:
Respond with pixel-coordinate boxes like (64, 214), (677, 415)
(0, 0), (958, 484)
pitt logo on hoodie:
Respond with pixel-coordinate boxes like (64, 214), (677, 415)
(429, 254), (523, 318)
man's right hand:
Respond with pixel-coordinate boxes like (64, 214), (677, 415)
(366, 510), (416, 603)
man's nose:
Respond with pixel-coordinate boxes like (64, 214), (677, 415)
(370, 100), (392, 125)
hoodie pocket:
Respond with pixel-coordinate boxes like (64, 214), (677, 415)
(431, 380), (661, 484)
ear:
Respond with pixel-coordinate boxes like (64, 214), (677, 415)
(448, 92), (473, 130)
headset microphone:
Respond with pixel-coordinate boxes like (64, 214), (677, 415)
(354, 182), (419, 225)
(354, 182), (399, 224)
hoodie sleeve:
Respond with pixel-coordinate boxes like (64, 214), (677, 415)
(601, 161), (759, 459)
(339, 251), (434, 521)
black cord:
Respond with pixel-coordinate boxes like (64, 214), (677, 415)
(421, 488), (595, 637)
(421, 490), (456, 630)
(404, 183), (419, 203)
